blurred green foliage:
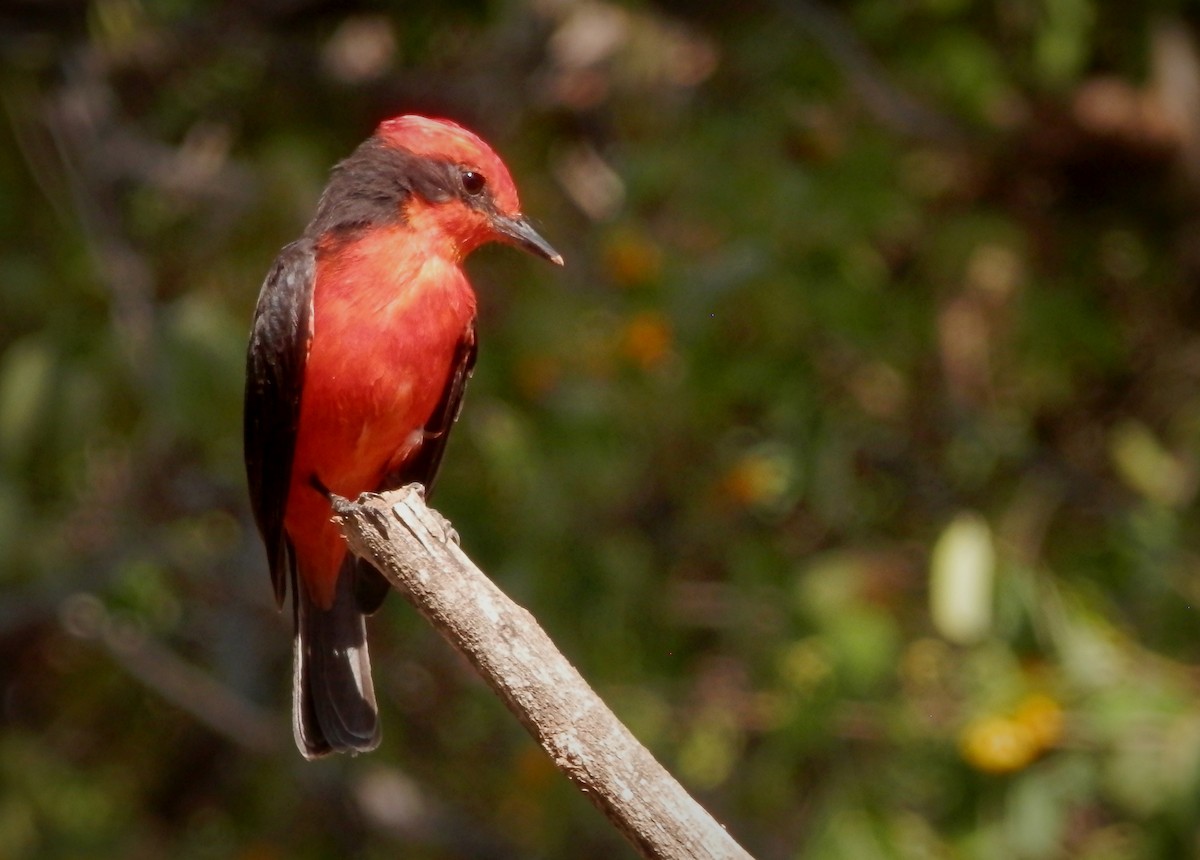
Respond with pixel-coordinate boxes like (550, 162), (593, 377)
(2, 0), (1200, 857)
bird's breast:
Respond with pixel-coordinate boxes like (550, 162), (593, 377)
(306, 237), (474, 482)
(285, 228), (477, 605)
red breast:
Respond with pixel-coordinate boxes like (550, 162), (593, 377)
(284, 223), (477, 608)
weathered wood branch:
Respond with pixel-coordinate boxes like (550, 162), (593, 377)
(331, 486), (755, 860)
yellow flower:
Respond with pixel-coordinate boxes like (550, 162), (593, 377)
(959, 693), (1064, 774)
(1012, 693), (1064, 751)
(960, 715), (1038, 774)
(721, 447), (794, 509)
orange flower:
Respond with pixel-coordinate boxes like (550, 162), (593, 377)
(515, 354), (561, 400)
(603, 231), (663, 287)
(620, 311), (673, 369)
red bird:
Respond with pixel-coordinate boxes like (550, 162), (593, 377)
(244, 116), (561, 758)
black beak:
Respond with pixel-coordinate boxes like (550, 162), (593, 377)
(491, 214), (564, 266)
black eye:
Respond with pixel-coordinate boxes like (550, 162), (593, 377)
(461, 170), (486, 196)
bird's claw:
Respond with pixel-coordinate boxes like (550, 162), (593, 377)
(426, 507), (460, 546)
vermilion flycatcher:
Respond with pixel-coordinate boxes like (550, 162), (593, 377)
(244, 115), (561, 758)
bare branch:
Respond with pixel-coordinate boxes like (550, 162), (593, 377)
(332, 486), (755, 860)
(60, 592), (281, 753)
(776, 0), (966, 143)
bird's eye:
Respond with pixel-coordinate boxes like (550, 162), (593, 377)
(461, 170), (487, 196)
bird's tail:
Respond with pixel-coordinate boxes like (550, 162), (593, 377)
(293, 557), (381, 758)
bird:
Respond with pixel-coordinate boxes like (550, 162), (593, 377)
(243, 115), (562, 758)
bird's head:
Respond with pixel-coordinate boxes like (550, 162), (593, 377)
(310, 115), (561, 266)
(352, 115), (563, 265)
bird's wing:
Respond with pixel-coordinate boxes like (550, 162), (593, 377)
(244, 239), (315, 608)
(404, 321), (479, 496)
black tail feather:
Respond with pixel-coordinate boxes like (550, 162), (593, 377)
(293, 557), (380, 758)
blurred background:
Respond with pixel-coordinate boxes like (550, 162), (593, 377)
(2, 0), (1200, 857)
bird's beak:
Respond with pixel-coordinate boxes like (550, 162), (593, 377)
(491, 214), (564, 266)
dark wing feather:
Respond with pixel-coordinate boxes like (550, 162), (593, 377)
(353, 324), (478, 613)
(244, 239), (315, 607)
(401, 322), (479, 496)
